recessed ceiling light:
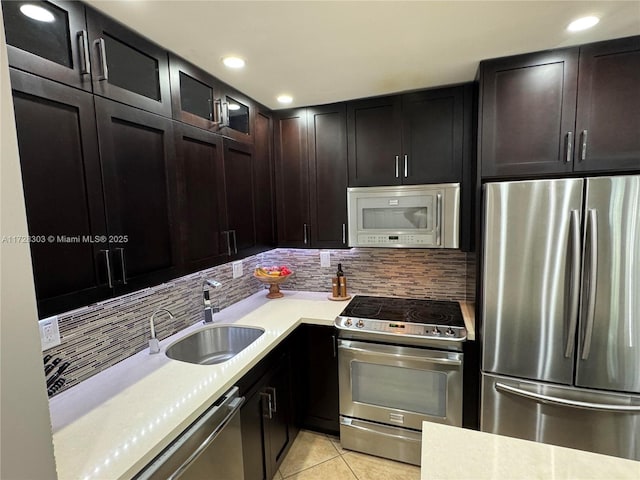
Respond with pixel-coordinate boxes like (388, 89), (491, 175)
(222, 56), (245, 69)
(277, 95), (293, 104)
(567, 16), (600, 32)
(228, 103), (241, 111)
(20, 4), (55, 22)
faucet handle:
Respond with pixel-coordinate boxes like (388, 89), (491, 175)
(203, 279), (222, 289)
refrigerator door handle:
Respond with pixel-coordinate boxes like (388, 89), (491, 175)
(565, 210), (581, 358)
(495, 382), (640, 413)
(581, 209), (598, 360)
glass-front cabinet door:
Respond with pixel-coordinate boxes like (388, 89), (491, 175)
(2, 0), (92, 91)
(169, 54), (221, 130)
(220, 86), (254, 143)
(86, 6), (171, 117)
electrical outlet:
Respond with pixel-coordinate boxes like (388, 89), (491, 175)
(320, 251), (331, 267)
(39, 315), (61, 350)
(232, 260), (243, 278)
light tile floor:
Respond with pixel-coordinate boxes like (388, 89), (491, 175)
(276, 430), (421, 480)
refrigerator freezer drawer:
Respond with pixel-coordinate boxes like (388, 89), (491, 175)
(481, 373), (640, 461)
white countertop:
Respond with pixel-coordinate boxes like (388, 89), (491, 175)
(420, 422), (640, 479)
(49, 291), (475, 480)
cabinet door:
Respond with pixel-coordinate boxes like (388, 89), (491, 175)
(274, 109), (310, 247)
(86, 7), (171, 117)
(241, 389), (268, 480)
(174, 123), (228, 273)
(10, 69), (109, 317)
(264, 354), (293, 479)
(254, 110), (276, 249)
(2, 0), (92, 91)
(308, 104), (348, 248)
(219, 84), (254, 143)
(347, 96), (402, 186)
(169, 54), (221, 131)
(224, 139), (258, 256)
(402, 87), (464, 184)
(301, 325), (340, 434)
(574, 36), (640, 173)
(480, 49), (579, 178)
(95, 98), (179, 293)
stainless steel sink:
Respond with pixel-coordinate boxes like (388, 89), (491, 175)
(165, 325), (265, 365)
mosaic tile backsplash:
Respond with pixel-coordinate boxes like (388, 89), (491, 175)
(46, 248), (475, 396)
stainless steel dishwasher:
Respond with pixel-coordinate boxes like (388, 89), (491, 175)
(136, 386), (245, 480)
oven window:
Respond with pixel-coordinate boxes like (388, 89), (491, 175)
(351, 361), (446, 417)
(362, 207), (429, 230)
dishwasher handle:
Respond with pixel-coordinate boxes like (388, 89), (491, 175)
(168, 395), (245, 480)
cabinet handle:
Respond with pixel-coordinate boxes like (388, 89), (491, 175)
(260, 392), (273, 419)
(266, 387), (277, 413)
(342, 223), (346, 245)
(116, 247), (127, 284)
(101, 249), (113, 288)
(219, 101), (229, 127)
(564, 131), (573, 163)
(94, 38), (108, 81)
(395, 155), (400, 178)
(403, 154), (408, 178)
(77, 30), (91, 75)
(303, 224), (308, 245)
(213, 99), (222, 125)
(231, 230), (238, 255)
(435, 193), (442, 246)
(207, 98), (214, 122)
(580, 130), (588, 162)
(223, 231), (232, 256)
(332, 335), (337, 358)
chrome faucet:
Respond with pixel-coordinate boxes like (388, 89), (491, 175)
(203, 279), (222, 324)
(149, 308), (174, 354)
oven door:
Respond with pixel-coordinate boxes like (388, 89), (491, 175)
(338, 339), (463, 429)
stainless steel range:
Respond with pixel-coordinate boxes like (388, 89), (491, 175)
(335, 296), (466, 466)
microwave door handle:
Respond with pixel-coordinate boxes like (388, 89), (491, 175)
(435, 193), (442, 246)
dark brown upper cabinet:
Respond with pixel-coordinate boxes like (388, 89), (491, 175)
(347, 96), (402, 186)
(174, 123), (228, 274)
(480, 35), (640, 178)
(274, 105), (348, 248)
(10, 68), (110, 317)
(307, 104), (349, 248)
(95, 97), (180, 294)
(254, 109), (276, 250)
(170, 54), (221, 131)
(219, 85), (255, 143)
(574, 36), (640, 173)
(86, 6), (171, 117)
(347, 88), (466, 186)
(223, 139), (259, 257)
(2, 0), (93, 91)
(480, 48), (579, 178)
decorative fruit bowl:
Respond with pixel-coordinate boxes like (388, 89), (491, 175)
(254, 266), (294, 299)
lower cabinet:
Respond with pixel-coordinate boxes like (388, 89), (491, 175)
(297, 325), (340, 435)
(240, 347), (296, 480)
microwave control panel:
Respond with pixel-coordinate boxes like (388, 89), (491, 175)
(357, 234), (435, 246)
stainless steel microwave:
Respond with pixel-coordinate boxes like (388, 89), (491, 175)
(346, 184), (460, 248)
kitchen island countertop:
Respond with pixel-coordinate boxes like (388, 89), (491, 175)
(49, 290), (475, 479)
(420, 422), (640, 479)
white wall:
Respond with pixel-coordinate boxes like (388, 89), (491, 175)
(0, 13), (58, 480)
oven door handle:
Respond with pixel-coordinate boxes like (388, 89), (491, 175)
(339, 344), (462, 366)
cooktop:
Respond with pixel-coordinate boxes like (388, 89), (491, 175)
(335, 295), (466, 343)
(339, 295), (464, 327)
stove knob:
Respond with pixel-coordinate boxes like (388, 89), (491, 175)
(445, 328), (455, 337)
(356, 320), (365, 328)
(430, 327), (441, 336)
(345, 318), (352, 327)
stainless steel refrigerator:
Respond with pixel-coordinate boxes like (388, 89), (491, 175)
(481, 175), (640, 461)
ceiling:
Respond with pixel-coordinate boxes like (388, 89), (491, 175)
(87, 1), (640, 110)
